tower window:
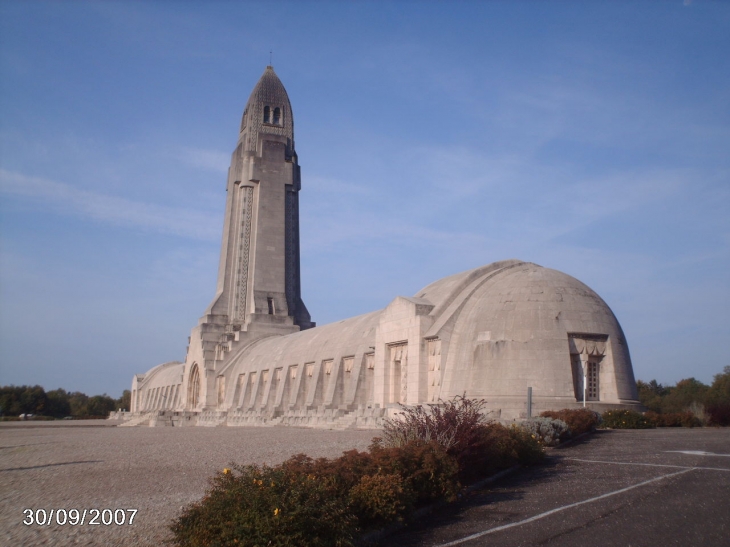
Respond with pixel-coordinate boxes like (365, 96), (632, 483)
(267, 297), (275, 315)
(273, 107), (281, 125)
(264, 105), (271, 123)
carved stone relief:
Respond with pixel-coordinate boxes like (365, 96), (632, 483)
(427, 338), (442, 402)
(234, 186), (254, 322)
(389, 343), (408, 404)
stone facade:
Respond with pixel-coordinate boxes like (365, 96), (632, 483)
(127, 67), (641, 428)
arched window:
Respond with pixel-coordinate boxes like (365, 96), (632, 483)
(273, 107), (281, 125)
(263, 105), (271, 123)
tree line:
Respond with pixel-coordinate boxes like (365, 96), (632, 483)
(0, 385), (131, 419)
(637, 365), (730, 425)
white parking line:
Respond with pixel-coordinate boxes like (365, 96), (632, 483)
(665, 450), (730, 457)
(433, 468), (694, 547)
(567, 458), (730, 472)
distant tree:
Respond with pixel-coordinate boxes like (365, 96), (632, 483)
(705, 366), (730, 426)
(86, 394), (117, 417)
(661, 378), (709, 414)
(68, 392), (89, 417)
(0, 385), (135, 419)
(46, 388), (71, 418)
(0, 386), (21, 415)
(705, 366), (730, 405)
(116, 390), (131, 412)
(21, 385), (48, 415)
(637, 380), (668, 413)
(0, 385), (49, 416)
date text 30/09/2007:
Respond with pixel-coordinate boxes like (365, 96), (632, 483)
(23, 508), (138, 526)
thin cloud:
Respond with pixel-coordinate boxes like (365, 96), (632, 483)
(0, 169), (220, 240)
(306, 175), (372, 195)
(180, 147), (230, 173)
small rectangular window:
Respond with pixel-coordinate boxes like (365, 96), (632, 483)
(267, 297), (275, 315)
(587, 362), (599, 401)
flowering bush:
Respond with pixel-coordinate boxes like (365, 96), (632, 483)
(540, 408), (602, 436)
(170, 464), (357, 547)
(348, 473), (407, 527)
(601, 409), (653, 429)
(170, 397), (545, 546)
(519, 417), (571, 446)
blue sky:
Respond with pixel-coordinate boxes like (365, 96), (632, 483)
(1, 1), (728, 397)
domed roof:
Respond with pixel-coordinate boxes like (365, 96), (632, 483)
(438, 261), (636, 401)
(240, 66), (295, 153)
(458, 263), (625, 341)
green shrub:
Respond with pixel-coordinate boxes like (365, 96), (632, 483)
(170, 464), (357, 547)
(506, 424), (545, 465)
(644, 410), (701, 428)
(519, 417), (570, 446)
(601, 409), (653, 429)
(348, 473), (407, 528)
(540, 408), (601, 436)
(447, 422), (545, 481)
(170, 397), (546, 546)
(370, 440), (460, 506)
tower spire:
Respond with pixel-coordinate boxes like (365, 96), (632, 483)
(205, 66), (313, 332)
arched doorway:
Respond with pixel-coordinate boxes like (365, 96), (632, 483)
(189, 364), (201, 408)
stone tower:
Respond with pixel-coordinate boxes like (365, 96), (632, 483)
(206, 65), (313, 332)
(160, 66), (314, 411)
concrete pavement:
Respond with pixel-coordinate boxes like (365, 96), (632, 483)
(381, 428), (730, 547)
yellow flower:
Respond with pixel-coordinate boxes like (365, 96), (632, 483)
(223, 468), (230, 474)
(258, 479), (263, 485)
(274, 508), (280, 516)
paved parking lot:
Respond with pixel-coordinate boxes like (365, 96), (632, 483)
(3, 424), (728, 546)
(382, 428), (730, 547)
(0, 422), (374, 546)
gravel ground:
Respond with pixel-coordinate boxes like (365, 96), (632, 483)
(0, 421), (377, 546)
